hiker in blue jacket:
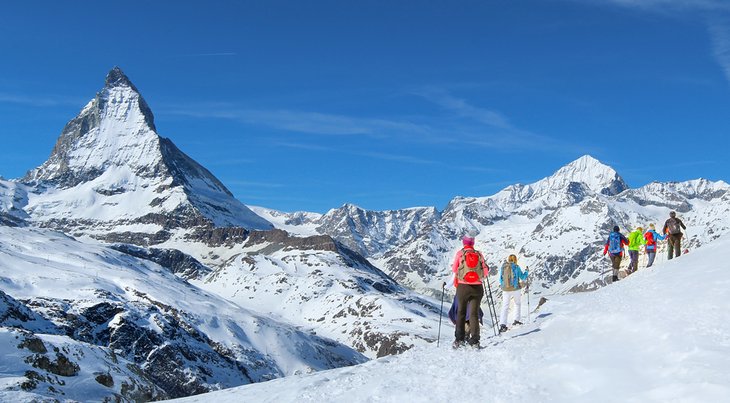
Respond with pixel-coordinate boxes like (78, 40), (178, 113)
(603, 226), (629, 282)
(643, 223), (666, 267)
(498, 254), (529, 333)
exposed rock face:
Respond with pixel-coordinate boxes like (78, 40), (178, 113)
(314, 204), (440, 258)
(2, 289), (166, 401)
(111, 244), (212, 279)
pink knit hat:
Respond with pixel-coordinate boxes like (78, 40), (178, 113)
(462, 228), (478, 246)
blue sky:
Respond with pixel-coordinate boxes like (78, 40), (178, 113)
(1, 0), (729, 213)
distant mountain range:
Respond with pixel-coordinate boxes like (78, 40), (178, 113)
(255, 155), (730, 296)
(1, 67), (729, 401)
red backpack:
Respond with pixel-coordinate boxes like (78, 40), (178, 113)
(457, 248), (485, 283)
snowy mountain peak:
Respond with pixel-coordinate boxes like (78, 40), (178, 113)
(104, 66), (137, 91)
(20, 69), (272, 233)
(24, 67), (158, 186)
(543, 154), (627, 196)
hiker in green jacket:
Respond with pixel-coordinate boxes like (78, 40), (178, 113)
(627, 226), (646, 275)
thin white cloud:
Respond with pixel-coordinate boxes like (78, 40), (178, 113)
(412, 89), (584, 153)
(164, 105), (430, 137)
(358, 152), (439, 165)
(587, 0), (730, 12)
(0, 92), (82, 107)
(572, 1), (730, 87)
(160, 95), (587, 155)
(274, 142), (338, 152)
(709, 22), (730, 85)
(414, 89), (513, 130)
(182, 52), (237, 57)
(224, 180), (285, 188)
(205, 158), (257, 166)
(276, 141), (439, 165)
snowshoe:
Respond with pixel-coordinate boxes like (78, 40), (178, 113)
(498, 324), (508, 333)
(512, 320), (523, 326)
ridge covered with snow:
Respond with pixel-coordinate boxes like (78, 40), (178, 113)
(167, 236), (730, 403)
(265, 155), (730, 298)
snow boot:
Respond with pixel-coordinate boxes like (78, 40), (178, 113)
(512, 320), (523, 326)
(452, 340), (465, 349)
(611, 275), (619, 283)
(499, 324), (508, 333)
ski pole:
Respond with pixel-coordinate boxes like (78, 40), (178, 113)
(437, 282), (445, 347)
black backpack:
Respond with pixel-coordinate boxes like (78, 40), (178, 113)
(667, 218), (682, 235)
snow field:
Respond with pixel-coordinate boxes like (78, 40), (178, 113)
(169, 236), (730, 403)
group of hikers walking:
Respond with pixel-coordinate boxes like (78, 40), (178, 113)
(443, 211), (687, 349)
(602, 211), (687, 282)
(446, 230), (529, 348)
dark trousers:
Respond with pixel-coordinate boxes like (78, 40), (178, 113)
(627, 250), (639, 274)
(668, 234), (682, 259)
(455, 283), (484, 345)
(610, 254), (622, 277)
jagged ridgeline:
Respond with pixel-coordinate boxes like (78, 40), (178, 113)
(253, 156), (730, 297)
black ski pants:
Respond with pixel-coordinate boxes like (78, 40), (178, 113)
(455, 283), (484, 345)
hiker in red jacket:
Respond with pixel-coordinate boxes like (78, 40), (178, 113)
(643, 223), (666, 267)
(451, 230), (489, 348)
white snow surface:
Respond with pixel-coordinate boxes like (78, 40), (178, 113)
(0, 226), (366, 401)
(168, 236), (730, 403)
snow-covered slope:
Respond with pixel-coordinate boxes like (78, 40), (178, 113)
(167, 236), (730, 403)
(0, 68), (450, 363)
(0, 178), (29, 226)
(20, 67), (271, 239)
(0, 226), (365, 401)
(192, 230), (442, 359)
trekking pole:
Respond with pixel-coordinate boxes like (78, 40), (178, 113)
(484, 277), (499, 336)
(526, 267), (531, 323)
(437, 282), (445, 347)
(483, 278), (496, 336)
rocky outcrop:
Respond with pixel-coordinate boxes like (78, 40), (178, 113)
(111, 244), (212, 279)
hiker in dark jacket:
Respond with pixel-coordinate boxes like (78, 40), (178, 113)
(603, 226), (629, 282)
(662, 211), (686, 260)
